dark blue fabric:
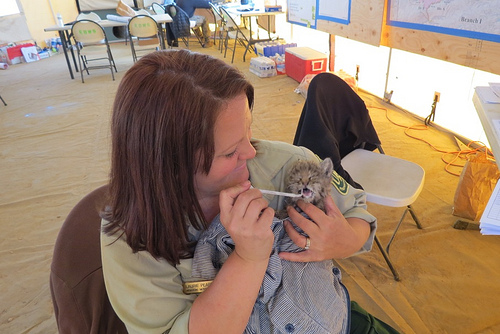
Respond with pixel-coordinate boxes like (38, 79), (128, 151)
(166, 4), (192, 38)
(175, 0), (210, 17)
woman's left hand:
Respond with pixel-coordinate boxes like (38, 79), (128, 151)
(279, 196), (370, 262)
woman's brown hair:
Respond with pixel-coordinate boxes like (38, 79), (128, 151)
(103, 50), (254, 265)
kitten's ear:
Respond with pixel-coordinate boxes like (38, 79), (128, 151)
(320, 158), (334, 176)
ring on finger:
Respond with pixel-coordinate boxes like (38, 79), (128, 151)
(304, 237), (310, 250)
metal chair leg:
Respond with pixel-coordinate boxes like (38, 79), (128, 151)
(386, 204), (422, 255)
(408, 204), (423, 229)
(375, 235), (400, 281)
(0, 94), (6, 106)
(378, 204), (422, 281)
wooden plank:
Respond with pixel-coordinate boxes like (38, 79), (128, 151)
(381, 25), (500, 76)
(316, 0), (385, 47)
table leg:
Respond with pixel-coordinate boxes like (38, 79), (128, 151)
(158, 23), (166, 49)
(65, 30), (79, 74)
(58, 30), (74, 80)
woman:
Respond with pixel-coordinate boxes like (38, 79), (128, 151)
(101, 50), (398, 333)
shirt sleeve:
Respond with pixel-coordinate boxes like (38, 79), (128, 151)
(329, 169), (377, 255)
(101, 222), (196, 334)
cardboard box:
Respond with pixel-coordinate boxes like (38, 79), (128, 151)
(285, 47), (327, 82)
(0, 43), (36, 65)
(265, 5), (282, 12)
(21, 46), (40, 63)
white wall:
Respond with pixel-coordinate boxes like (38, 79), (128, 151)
(0, 0), (31, 44)
(333, 36), (500, 146)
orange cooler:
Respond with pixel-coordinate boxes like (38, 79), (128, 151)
(285, 47), (328, 82)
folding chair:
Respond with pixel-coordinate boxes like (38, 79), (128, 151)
(209, 2), (225, 51)
(128, 14), (161, 63)
(165, 4), (203, 48)
(76, 12), (101, 21)
(151, 2), (166, 15)
(71, 20), (117, 83)
(220, 6), (254, 63)
(294, 72), (425, 281)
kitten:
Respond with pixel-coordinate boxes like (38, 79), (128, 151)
(275, 158), (333, 219)
(286, 157), (333, 210)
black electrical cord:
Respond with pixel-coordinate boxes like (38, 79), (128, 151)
(424, 96), (438, 125)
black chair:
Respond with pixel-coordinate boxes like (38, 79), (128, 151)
(50, 185), (127, 333)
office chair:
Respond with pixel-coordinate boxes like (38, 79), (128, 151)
(50, 185), (127, 333)
(219, 6), (253, 63)
(128, 14), (161, 63)
(294, 72), (425, 281)
(71, 20), (117, 83)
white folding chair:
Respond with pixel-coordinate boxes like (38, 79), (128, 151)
(128, 14), (160, 63)
(342, 148), (425, 281)
(76, 12), (101, 21)
(71, 20), (117, 83)
(209, 3), (225, 51)
(220, 6), (253, 63)
(151, 2), (166, 15)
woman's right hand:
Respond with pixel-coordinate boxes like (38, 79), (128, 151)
(219, 180), (275, 263)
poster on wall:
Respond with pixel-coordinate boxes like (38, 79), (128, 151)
(287, 0), (317, 29)
(287, 0), (352, 28)
(317, 0), (351, 25)
(387, 0), (500, 43)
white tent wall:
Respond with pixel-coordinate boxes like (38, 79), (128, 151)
(1, 0), (139, 48)
(78, 0), (135, 11)
(1, 0), (79, 47)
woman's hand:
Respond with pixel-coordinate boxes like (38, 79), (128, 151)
(279, 196), (370, 262)
(219, 180), (275, 263)
(191, 181), (275, 334)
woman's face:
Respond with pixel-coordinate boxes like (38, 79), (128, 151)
(194, 93), (256, 200)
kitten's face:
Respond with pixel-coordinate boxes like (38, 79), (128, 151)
(286, 158), (333, 210)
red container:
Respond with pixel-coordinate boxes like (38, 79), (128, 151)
(285, 47), (327, 82)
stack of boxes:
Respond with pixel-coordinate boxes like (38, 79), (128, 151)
(254, 40), (297, 58)
(250, 42), (328, 81)
(250, 40), (297, 77)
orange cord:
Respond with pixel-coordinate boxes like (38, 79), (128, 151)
(367, 105), (495, 176)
